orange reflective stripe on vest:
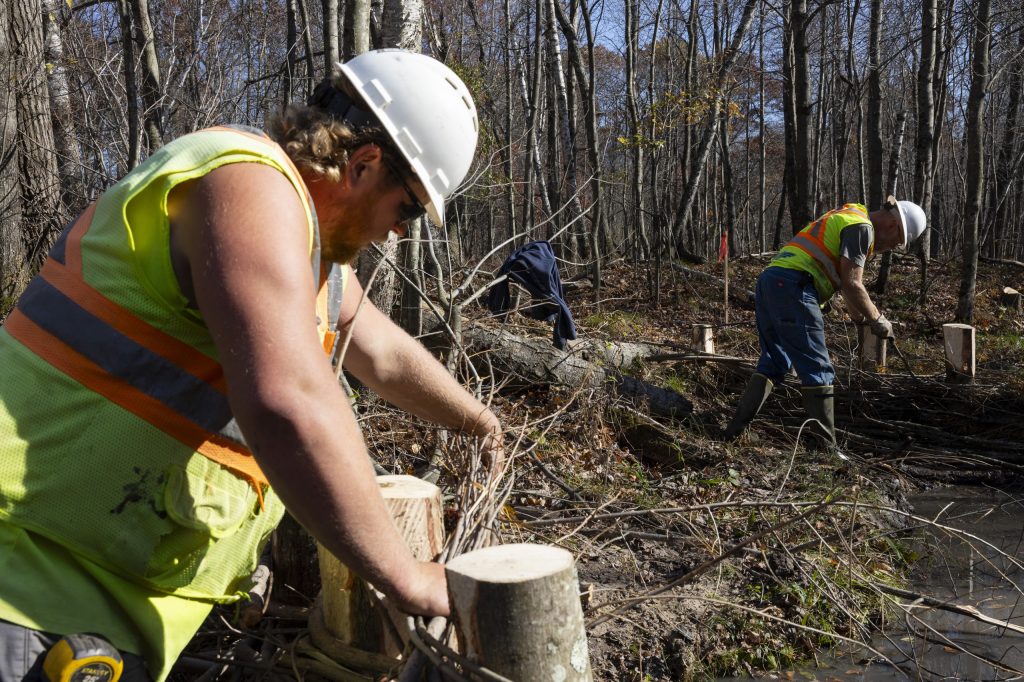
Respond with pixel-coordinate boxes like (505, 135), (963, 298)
(7, 199), (271, 502)
(785, 206), (868, 288)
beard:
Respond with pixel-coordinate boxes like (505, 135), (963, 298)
(321, 241), (362, 265)
(320, 225), (366, 265)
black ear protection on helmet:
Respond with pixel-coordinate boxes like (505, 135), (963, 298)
(308, 79), (379, 130)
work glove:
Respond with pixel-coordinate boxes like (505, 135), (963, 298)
(869, 314), (894, 338)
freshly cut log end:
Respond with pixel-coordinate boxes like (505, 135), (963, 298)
(857, 324), (887, 370)
(378, 474), (441, 501)
(447, 543), (574, 582)
(446, 543), (593, 681)
(317, 475), (443, 656)
(999, 287), (1021, 311)
(942, 323), (976, 382)
(692, 324), (715, 354)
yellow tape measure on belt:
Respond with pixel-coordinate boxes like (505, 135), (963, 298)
(43, 633), (124, 682)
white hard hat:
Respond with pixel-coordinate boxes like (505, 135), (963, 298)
(337, 50), (479, 225)
(895, 200), (926, 246)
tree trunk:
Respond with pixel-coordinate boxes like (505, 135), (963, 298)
(381, 0), (421, 49)
(322, 0), (340, 70)
(41, 0), (81, 220)
(545, 0), (583, 241)
(503, 0), (516, 246)
(986, 26), (1024, 262)
(914, 0), (938, 301)
(787, 0), (812, 233)
(344, 0), (371, 59)
(381, 0), (424, 335)
(118, 0), (140, 169)
(956, 0), (992, 323)
(129, 0), (162, 152)
(667, 0), (759, 251)
(12, 0), (62, 267)
(865, 0), (883, 211)
(284, 0), (300, 102)
(0, 1), (26, 309)
(874, 111), (905, 292)
(624, 0), (645, 261)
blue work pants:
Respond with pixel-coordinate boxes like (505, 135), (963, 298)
(754, 267), (835, 387)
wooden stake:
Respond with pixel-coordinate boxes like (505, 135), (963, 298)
(857, 324), (887, 371)
(943, 323), (976, 382)
(692, 324), (715, 354)
(446, 543), (592, 681)
(314, 475), (443, 659)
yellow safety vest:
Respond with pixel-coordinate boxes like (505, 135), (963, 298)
(770, 203), (874, 301)
(0, 126), (343, 601)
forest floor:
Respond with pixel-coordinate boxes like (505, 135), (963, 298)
(181, 253), (1024, 681)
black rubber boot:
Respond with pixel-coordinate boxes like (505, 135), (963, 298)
(800, 385), (836, 450)
(723, 373), (774, 440)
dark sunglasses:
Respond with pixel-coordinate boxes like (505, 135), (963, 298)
(382, 158), (427, 224)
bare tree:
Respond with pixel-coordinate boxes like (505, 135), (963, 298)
(344, 0), (371, 59)
(129, 0), (163, 152)
(783, 0), (813, 233)
(913, 0), (938, 301)
(42, 0), (83, 218)
(11, 0), (62, 267)
(323, 0), (340, 69)
(956, 0), (992, 323)
(1, 1), (26, 309)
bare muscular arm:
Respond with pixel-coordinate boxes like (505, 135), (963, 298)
(168, 163), (447, 615)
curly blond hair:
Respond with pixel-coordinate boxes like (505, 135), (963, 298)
(268, 77), (405, 183)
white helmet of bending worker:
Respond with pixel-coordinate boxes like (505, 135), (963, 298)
(895, 200), (927, 247)
(337, 49), (479, 226)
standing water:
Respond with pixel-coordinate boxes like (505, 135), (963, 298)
(724, 485), (1024, 681)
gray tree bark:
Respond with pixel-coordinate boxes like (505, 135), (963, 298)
(383, 0), (425, 336)
(12, 0), (62, 268)
(117, 0), (140, 170)
(129, 0), (163, 152)
(956, 0), (992, 323)
(786, 0), (812, 233)
(344, 0), (371, 59)
(914, 0), (938, 301)
(322, 0), (340, 69)
(41, 0), (82, 219)
(0, 1), (26, 308)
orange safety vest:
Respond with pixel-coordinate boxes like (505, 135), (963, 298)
(4, 127), (342, 504)
(771, 203), (874, 301)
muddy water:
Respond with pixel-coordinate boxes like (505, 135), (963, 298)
(725, 486), (1024, 682)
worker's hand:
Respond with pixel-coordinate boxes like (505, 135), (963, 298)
(391, 561), (450, 617)
(869, 314), (894, 338)
(480, 429), (506, 477)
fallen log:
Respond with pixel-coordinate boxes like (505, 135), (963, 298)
(670, 263), (756, 308)
(464, 327), (693, 418)
(980, 255), (1024, 270)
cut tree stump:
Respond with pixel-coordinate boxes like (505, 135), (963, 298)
(999, 286), (1021, 312)
(857, 324), (887, 371)
(943, 323), (976, 383)
(692, 324), (714, 353)
(313, 475), (444, 662)
(446, 543), (592, 681)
